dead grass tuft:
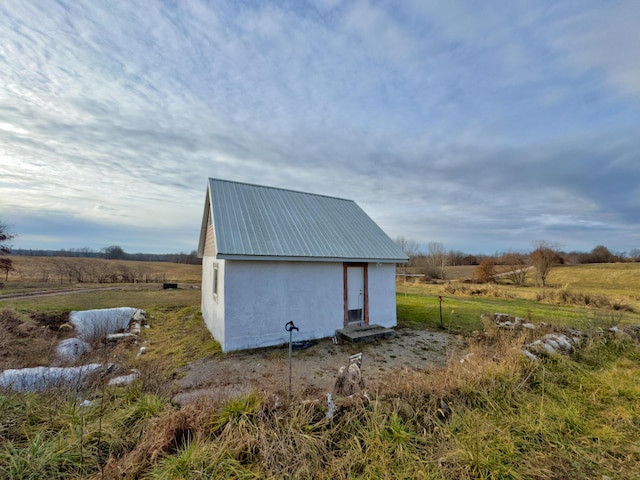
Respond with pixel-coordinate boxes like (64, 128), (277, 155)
(103, 399), (218, 479)
(537, 288), (635, 312)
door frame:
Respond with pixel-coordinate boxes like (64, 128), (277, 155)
(343, 263), (369, 326)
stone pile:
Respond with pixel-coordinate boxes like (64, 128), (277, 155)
(485, 312), (585, 360)
(1, 308), (148, 392)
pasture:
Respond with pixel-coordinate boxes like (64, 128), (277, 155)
(1, 259), (640, 478)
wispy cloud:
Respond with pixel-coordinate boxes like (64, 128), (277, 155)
(0, 1), (638, 253)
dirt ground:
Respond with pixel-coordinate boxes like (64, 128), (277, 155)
(172, 329), (461, 405)
(0, 307), (461, 404)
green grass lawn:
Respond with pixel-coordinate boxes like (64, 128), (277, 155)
(397, 292), (593, 333)
(397, 262), (640, 333)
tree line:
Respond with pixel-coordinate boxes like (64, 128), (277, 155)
(396, 236), (640, 287)
(10, 245), (202, 264)
(9, 257), (169, 284)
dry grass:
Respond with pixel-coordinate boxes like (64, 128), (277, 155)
(3, 260), (640, 478)
(1, 256), (201, 294)
(11, 326), (627, 479)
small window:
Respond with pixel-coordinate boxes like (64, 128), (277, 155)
(212, 264), (219, 300)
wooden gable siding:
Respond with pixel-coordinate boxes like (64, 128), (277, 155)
(204, 225), (216, 257)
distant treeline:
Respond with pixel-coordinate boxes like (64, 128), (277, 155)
(11, 246), (202, 265)
(408, 245), (639, 269)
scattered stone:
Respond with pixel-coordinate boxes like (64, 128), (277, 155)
(106, 333), (138, 342)
(487, 313), (539, 331)
(0, 364), (106, 392)
(525, 333), (577, 358)
(520, 349), (539, 362)
(55, 338), (93, 364)
(70, 307), (146, 341)
(326, 393), (337, 419)
(108, 369), (140, 386)
(53, 307), (146, 366)
(459, 353), (474, 364)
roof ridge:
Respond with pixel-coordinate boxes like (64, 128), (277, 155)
(208, 177), (354, 203)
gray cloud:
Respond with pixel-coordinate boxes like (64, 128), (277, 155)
(0, 1), (638, 254)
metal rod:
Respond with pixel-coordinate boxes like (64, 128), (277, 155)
(288, 328), (293, 399)
(285, 321), (298, 401)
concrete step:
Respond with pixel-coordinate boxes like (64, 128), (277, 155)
(335, 324), (396, 344)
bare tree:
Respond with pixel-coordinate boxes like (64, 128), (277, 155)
(0, 220), (14, 255)
(395, 236), (419, 282)
(38, 263), (51, 282)
(0, 257), (14, 281)
(0, 220), (14, 281)
(530, 240), (561, 287)
(394, 236), (420, 258)
(501, 250), (529, 286)
(51, 258), (70, 284)
(426, 241), (448, 280)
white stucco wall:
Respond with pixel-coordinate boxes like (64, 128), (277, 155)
(201, 259), (399, 352)
(201, 257), (225, 347)
(222, 261), (344, 352)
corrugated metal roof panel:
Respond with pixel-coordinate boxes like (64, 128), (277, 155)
(207, 178), (408, 262)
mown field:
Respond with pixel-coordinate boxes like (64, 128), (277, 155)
(1, 261), (640, 478)
(0, 256), (202, 294)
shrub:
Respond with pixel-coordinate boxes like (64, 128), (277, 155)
(475, 259), (496, 283)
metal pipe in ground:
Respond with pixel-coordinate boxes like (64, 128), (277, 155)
(285, 321), (299, 400)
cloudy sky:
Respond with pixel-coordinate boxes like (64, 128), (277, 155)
(1, 1), (638, 255)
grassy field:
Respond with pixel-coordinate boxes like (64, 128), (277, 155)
(397, 262), (640, 333)
(1, 256), (202, 294)
(2, 260), (640, 478)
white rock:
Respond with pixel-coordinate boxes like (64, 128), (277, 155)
(326, 393), (336, 419)
(55, 338), (93, 363)
(545, 338), (561, 351)
(552, 335), (573, 351)
(108, 369), (140, 386)
(106, 333), (138, 342)
(521, 349), (539, 361)
(70, 308), (144, 341)
(0, 364), (104, 392)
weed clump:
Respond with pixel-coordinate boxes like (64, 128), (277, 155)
(537, 288), (635, 312)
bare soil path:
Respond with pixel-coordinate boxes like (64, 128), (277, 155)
(172, 328), (461, 404)
(0, 286), (125, 301)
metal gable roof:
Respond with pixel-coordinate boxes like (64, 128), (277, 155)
(202, 178), (408, 263)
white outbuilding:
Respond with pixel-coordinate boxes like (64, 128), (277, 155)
(197, 178), (408, 352)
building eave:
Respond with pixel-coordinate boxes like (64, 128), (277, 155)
(214, 253), (408, 263)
